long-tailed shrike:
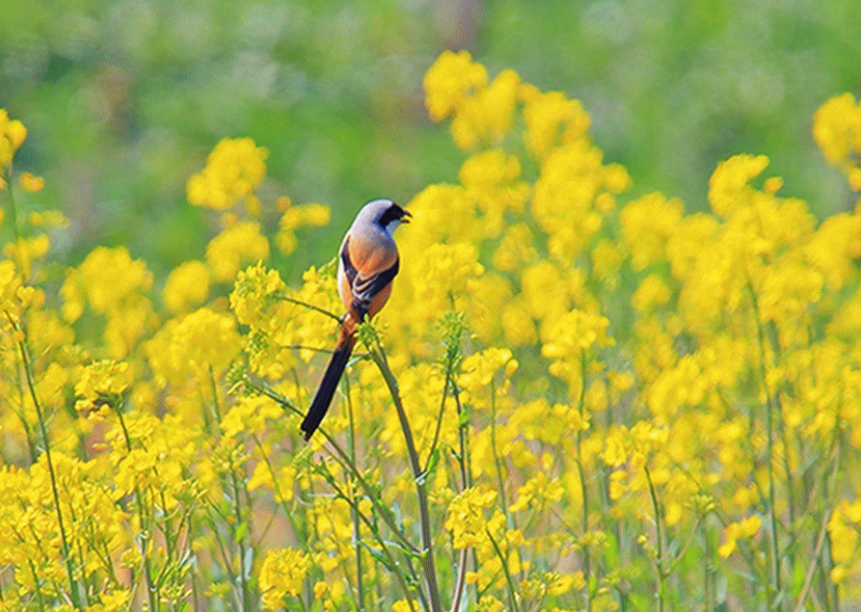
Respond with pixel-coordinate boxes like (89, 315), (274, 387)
(300, 198), (411, 441)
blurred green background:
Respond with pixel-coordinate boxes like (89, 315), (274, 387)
(2, 0), (859, 280)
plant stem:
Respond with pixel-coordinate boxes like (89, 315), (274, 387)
(747, 283), (782, 606)
(345, 375), (366, 611)
(449, 548), (469, 612)
(10, 318), (85, 612)
(644, 465), (665, 612)
(367, 335), (443, 612)
(321, 465), (422, 612)
(575, 351), (592, 611)
(486, 529), (520, 612)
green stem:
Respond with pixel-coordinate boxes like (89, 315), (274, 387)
(449, 548), (469, 612)
(10, 317), (85, 612)
(345, 375), (366, 611)
(228, 458), (250, 612)
(485, 529), (520, 612)
(366, 332), (443, 612)
(321, 469), (422, 612)
(644, 465), (665, 612)
(792, 439), (841, 612)
(747, 283), (782, 606)
(575, 351), (592, 610)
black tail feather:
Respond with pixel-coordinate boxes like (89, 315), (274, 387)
(301, 342), (354, 441)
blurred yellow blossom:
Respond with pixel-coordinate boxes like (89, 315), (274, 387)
(146, 307), (240, 387)
(260, 548), (310, 607)
(162, 260), (211, 313)
(620, 193), (684, 270)
(813, 92), (861, 192)
(829, 499), (861, 583)
(2, 234), (49, 282)
(0, 109), (26, 167)
(522, 90), (590, 161)
(423, 50), (488, 122)
(707, 154), (770, 219)
(186, 137), (268, 213)
(276, 201), (331, 254)
(206, 220), (270, 283)
(450, 68), (521, 150)
(718, 515), (762, 558)
(220, 395), (282, 439)
(632, 273), (672, 311)
(61, 246), (153, 319)
(18, 172), (44, 192)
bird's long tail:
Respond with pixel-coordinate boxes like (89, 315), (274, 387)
(301, 325), (357, 441)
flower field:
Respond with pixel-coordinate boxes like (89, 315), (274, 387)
(2, 51), (861, 611)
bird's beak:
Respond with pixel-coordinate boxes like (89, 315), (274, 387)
(401, 209), (412, 224)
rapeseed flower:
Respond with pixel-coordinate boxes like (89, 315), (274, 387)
(276, 201), (331, 255)
(424, 50), (488, 123)
(205, 220), (270, 283)
(260, 548), (310, 609)
(162, 260), (210, 313)
(186, 136), (268, 214)
(0, 109), (26, 167)
(5, 64), (861, 611)
(445, 487), (498, 549)
(813, 92), (861, 192)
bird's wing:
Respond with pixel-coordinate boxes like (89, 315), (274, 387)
(341, 236), (399, 320)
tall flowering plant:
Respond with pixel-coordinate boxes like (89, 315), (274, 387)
(1, 54), (861, 612)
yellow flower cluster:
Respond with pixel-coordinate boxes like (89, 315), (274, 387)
(0, 109), (27, 170)
(186, 136), (268, 213)
(813, 92), (861, 195)
(276, 198), (331, 255)
(444, 486), (498, 549)
(259, 548), (310, 609)
(3, 54), (861, 611)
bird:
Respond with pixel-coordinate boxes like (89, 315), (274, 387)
(300, 198), (411, 441)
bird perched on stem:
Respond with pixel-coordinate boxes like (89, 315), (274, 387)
(300, 199), (411, 441)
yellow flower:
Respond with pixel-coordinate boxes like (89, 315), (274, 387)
(718, 515), (762, 558)
(260, 548), (311, 607)
(206, 221), (270, 283)
(805, 212), (861, 291)
(541, 308), (613, 360)
(813, 93), (861, 166)
(493, 223), (538, 272)
(509, 472), (563, 513)
(61, 246), (153, 318)
(460, 149), (529, 236)
(229, 261), (287, 327)
(186, 137), (268, 213)
(74, 360), (130, 413)
(276, 202), (331, 255)
(0, 109), (27, 167)
(522, 90), (590, 161)
(19, 172), (44, 192)
(423, 50), (488, 122)
(92, 589), (131, 612)
(707, 154), (769, 219)
(620, 192), (685, 270)
(146, 307), (240, 387)
(162, 260), (211, 314)
(632, 273), (672, 311)
(450, 69), (521, 150)
(459, 348), (516, 399)
(220, 395), (283, 439)
(444, 487), (498, 549)
(829, 499), (861, 583)
(412, 242), (485, 314)
(3, 234), (50, 281)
